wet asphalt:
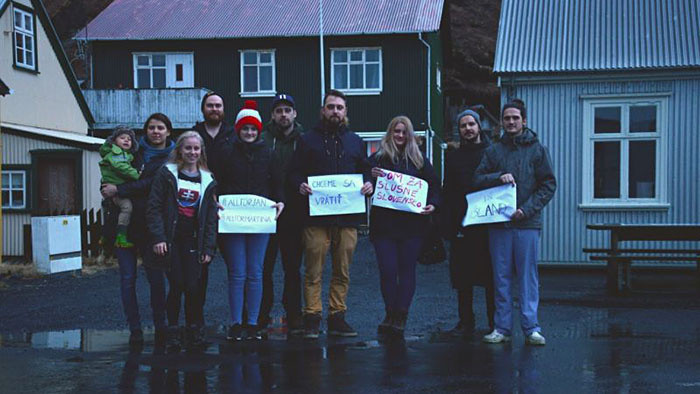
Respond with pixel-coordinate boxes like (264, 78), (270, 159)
(1, 235), (699, 393)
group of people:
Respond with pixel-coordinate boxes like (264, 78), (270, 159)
(98, 88), (556, 352)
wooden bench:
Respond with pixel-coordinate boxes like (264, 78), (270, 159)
(584, 224), (700, 293)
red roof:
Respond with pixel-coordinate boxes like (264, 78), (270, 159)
(76, 0), (444, 41)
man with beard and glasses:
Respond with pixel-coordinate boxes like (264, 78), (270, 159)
(192, 91), (235, 325)
(289, 89), (373, 339)
(258, 93), (306, 336)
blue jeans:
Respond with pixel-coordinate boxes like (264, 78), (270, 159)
(115, 247), (167, 330)
(488, 228), (541, 336)
(372, 237), (424, 312)
(220, 233), (270, 325)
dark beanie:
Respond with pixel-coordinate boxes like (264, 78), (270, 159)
(456, 109), (482, 130)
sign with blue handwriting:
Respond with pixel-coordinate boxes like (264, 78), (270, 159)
(372, 169), (427, 214)
(308, 174), (365, 216)
(462, 184), (517, 226)
(218, 194), (277, 233)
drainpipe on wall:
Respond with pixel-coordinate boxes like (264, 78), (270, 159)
(417, 33), (433, 162)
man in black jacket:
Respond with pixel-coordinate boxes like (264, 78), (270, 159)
(192, 92), (235, 320)
(258, 93), (306, 335)
(289, 90), (373, 339)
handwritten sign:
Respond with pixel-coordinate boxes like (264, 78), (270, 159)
(308, 174), (365, 216)
(462, 184), (517, 226)
(372, 169), (428, 214)
(218, 194), (277, 233)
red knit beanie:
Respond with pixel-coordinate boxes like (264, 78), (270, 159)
(235, 100), (263, 134)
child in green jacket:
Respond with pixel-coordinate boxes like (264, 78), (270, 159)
(99, 126), (140, 248)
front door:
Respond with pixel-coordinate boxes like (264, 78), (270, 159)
(166, 53), (194, 88)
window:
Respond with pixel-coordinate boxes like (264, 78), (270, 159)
(13, 6), (36, 71)
(582, 95), (667, 208)
(2, 170), (27, 210)
(331, 48), (382, 94)
(240, 50), (275, 96)
(133, 53), (193, 88)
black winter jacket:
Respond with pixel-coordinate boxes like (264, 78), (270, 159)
(114, 138), (175, 251)
(473, 128), (556, 229)
(193, 121), (235, 182)
(289, 122), (371, 228)
(146, 164), (218, 273)
(218, 136), (283, 202)
(369, 152), (440, 240)
(441, 132), (492, 240)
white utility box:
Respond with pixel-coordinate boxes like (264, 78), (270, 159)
(31, 216), (82, 274)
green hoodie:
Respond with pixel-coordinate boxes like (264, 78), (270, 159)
(261, 120), (304, 185)
(99, 141), (139, 185)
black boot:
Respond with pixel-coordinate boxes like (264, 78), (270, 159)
(390, 310), (408, 338)
(327, 312), (358, 337)
(452, 289), (475, 337)
(378, 309), (394, 335)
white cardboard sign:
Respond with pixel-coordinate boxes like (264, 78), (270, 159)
(308, 174), (365, 216)
(218, 194), (277, 233)
(462, 184), (517, 226)
(372, 169), (428, 214)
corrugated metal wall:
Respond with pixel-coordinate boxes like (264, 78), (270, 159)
(500, 74), (700, 266)
(2, 133), (102, 256)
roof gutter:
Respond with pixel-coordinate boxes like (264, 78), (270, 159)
(418, 32), (432, 161)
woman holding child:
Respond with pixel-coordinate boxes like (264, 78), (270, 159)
(369, 116), (440, 338)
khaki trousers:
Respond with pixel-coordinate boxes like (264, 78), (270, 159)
(302, 226), (358, 315)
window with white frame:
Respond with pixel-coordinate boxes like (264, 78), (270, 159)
(582, 96), (667, 207)
(2, 170), (27, 209)
(133, 53), (194, 88)
(13, 6), (36, 70)
(240, 50), (275, 95)
(331, 48), (382, 94)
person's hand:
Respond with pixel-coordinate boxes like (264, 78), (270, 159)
(420, 204), (435, 215)
(153, 242), (168, 256)
(371, 167), (385, 178)
(361, 181), (374, 195)
(510, 209), (525, 220)
(216, 201), (224, 219)
(101, 184), (118, 198)
(299, 182), (313, 196)
(272, 202), (285, 219)
(200, 254), (212, 264)
(499, 173), (516, 185)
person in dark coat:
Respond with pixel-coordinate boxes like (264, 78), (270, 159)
(100, 113), (176, 348)
(147, 131), (218, 352)
(288, 89), (373, 339)
(218, 100), (285, 342)
(369, 115), (440, 338)
(474, 99), (557, 346)
(441, 109), (495, 336)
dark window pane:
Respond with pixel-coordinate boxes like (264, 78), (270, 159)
(594, 107), (621, 133)
(260, 66), (273, 91)
(594, 141), (620, 198)
(629, 141), (656, 198)
(152, 69), (166, 88)
(333, 50), (347, 63)
(16, 44), (24, 63)
(350, 51), (362, 61)
(366, 64), (379, 88)
(12, 191), (24, 206)
(152, 54), (165, 67)
(137, 69), (151, 88)
(2, 173), (9, 188)
(243, 66), (257, 92)
(11, 174), (23, 188)
(260, 52), (272, 63)
(175, 64), (183, 81)
(25, 15), (32, 31)
(14, 11), (21, 28)
(366, 49), (380, 62)
(137, 55), (149, 66)
(1, 191), (9, 207)
(333, 65), (347, 88)
(243, 52), (257, 65)
(350, 64), (363, 89)
(26, 50), (33, 67)
(630, 105), (657, 133)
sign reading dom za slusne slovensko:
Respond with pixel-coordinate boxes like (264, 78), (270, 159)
(308, 174), (365, 216)
(372, 169), (427, 214)
(219, 194), (277, 233)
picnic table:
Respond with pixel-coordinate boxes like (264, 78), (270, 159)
(584, 223), (700, 293)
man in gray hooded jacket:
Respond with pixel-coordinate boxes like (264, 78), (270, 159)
(473, 99), (556, 346)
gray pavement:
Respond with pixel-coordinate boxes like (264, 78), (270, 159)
(1, 235), (699, 393)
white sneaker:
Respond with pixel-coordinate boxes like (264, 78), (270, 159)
(526, 331), (546, 346)
(482, 330), (511, 344)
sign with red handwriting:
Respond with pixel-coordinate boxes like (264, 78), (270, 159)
(372, 169), (427, 214)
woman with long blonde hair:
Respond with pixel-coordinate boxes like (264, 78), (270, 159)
(369, 115), (441, 338)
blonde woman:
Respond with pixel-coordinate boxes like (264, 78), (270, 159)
(369, 116), (441, 338)
(147, 131), (218, 352)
